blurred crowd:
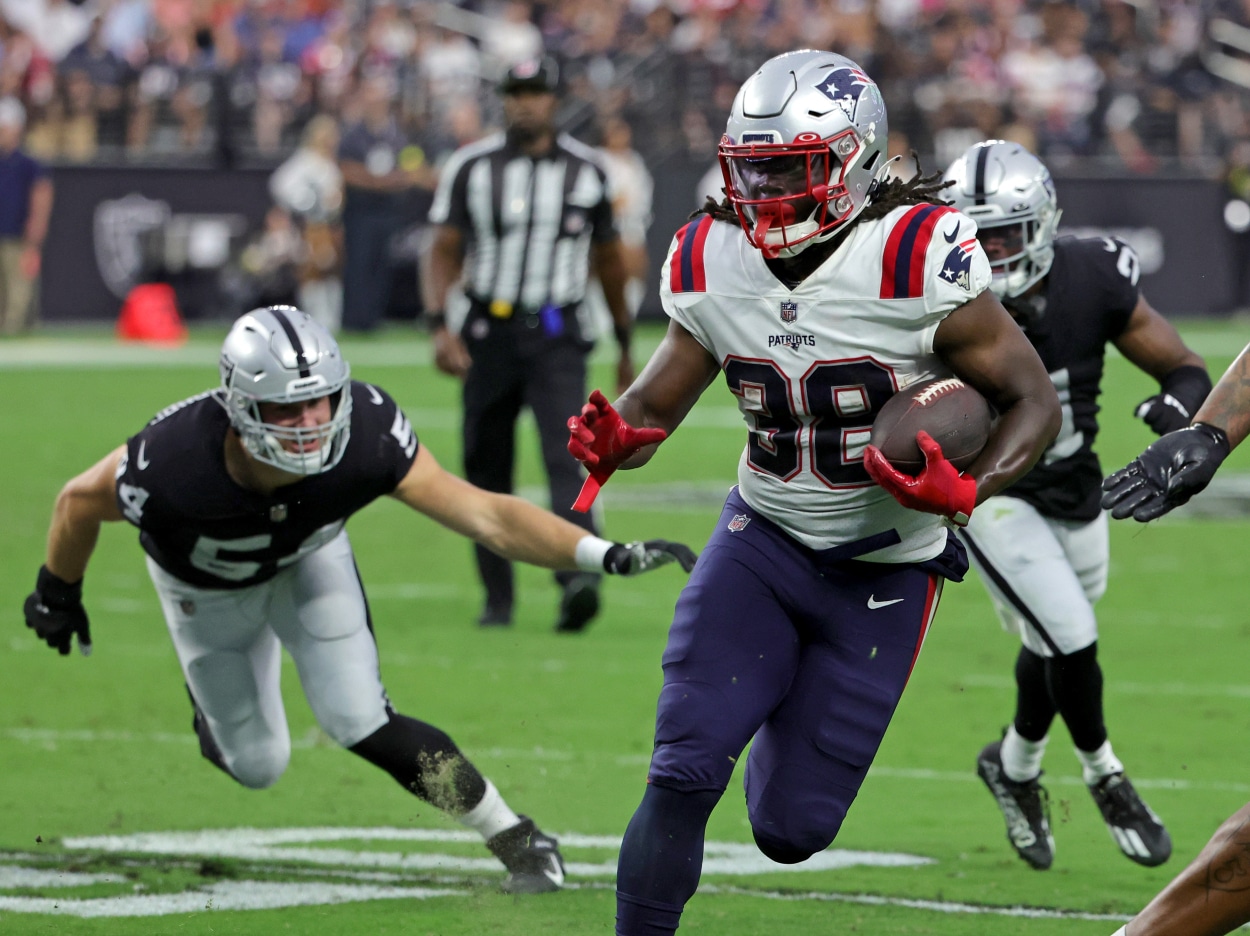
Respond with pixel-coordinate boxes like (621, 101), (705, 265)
(3, 0), (1250, 331)
(1, 0), (1247, 172)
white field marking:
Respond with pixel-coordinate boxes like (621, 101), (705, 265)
(0, 865), (128, 888)
(0, 881), (461, 917)
(962, 672), (1250, 699)
(62, 827), (932, 879)
(696, 883), (1129, 924)
(364, 582), (467, 600)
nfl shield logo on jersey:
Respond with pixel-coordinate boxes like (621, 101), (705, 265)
(728, 514), (751, 532)
(779, 300), (798, 324)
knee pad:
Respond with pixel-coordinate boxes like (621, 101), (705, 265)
(752, 828), (815, 865)
(225, 741), (290, 790)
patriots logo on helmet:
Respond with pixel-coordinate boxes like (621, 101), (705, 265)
(780, 299), (798, 323)
(939, 238), (979, 292)
(815, 66), (875, 121)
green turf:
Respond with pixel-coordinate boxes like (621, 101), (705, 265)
(4, 320), (1250, 934)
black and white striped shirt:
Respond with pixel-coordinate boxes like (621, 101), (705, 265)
(428, 132), (618, 312)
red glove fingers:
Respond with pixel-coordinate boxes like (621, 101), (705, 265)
(566, 389), (667, 512)
(863, 430), (977, 527)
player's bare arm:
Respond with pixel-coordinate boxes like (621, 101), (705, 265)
(45, 445), (126, 582)
(933, 289), (1061, 501)
(1124, 801), (1250, 936)
(1113, 295), (1204, 380)
(612, 319), (721, 469)
(1191, 342), (1250, 449)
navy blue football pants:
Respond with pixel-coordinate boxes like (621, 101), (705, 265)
(616, 489), (965, 935)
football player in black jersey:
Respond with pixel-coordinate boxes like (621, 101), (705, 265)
(942, 141), (1213, 871)
(21, 305), (696, 896)
(1101, 348), (1250, 936)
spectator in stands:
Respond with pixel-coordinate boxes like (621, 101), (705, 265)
(586, 115), (652, 329)
(0, 97), (52, 336)
(270, 112), (344, 332)
(337, 75), (431, 332)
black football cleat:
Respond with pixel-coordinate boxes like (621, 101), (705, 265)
(477, 604), (512, 628)
(486, 815), (565, 894)
(554, 575), (600, 633)
(976, 740), (1055, 870)
(1088, 772), (1171, 867)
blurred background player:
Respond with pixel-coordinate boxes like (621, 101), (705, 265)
(0, 95), (51, 336)
(22, 305), (695, 896)
(1102, 343), (1250, 935)
(567, 50), (1061, 936)
(424, 56), (636, 632)
(942, 139), (1212, 870)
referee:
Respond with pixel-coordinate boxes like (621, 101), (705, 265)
(424, 56), (636, 632)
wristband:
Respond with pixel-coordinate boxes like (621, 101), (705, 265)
(1159, 364), (1212, 418)
(574, 535), (614, 572)
(37, 565), (83, 608)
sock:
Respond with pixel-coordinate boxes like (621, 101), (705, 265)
(1002, 724), (1048, 783)
(1013, 646), (1057, 741)
(1045, 642), (1109, 752)
(1077, 740), (1124, 786)
(459, 780), (522, 841)
(616, 784), (721, 936)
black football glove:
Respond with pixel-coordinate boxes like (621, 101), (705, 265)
(603, 540), (698, 576)
(1135, 366), (1212, 436)
(1101, 422), (1230, 522)
(24, 565), (93, 656)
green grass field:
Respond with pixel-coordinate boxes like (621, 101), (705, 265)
(5, 320), (1250, 935)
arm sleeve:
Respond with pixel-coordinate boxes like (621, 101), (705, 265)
(354, 383), (421, 492)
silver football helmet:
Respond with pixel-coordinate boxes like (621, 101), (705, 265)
(942, 141), (1062, 299)
(216, 306), (352, 475)
(719, 49), (890, 259)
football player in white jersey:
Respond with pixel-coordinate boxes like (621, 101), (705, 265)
(944, 140), (1210, 872)
(22, 305), (696, 896)
(564, 51), (1062, 936)
(1102, 346), (1250, 934)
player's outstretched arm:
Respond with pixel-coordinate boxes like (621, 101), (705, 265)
(24, 445), (126, 656)
(1102, 340), (1250, 521)
(567, 319), (719, 511)
(932, 289), (1061, 502)
(1116, 800), (1250, 936)
(392, 446), (696, 575)
(1113, 294), (1210, 435)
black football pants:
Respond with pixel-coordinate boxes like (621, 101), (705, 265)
(460, 319), (599, 612)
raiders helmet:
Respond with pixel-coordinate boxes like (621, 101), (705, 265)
(719, 49), (890, 259)
(216, 306), (352, 475)
(942, 141), (1062, 299)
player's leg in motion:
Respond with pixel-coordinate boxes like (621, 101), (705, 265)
(148, 557), (294, 789)
(274, 532), (565, 893)
(962, 497), (1170, 868)
(616, 497), (804, 936)
(744, 560), (945, 863)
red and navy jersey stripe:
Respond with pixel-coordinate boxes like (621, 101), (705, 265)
(669, 215), (714, 294)
(879, 205), (957, 300)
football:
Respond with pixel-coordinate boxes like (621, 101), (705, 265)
(869, 377), (992, 474)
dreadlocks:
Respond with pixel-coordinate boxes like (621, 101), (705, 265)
(690, 155), (953, 234)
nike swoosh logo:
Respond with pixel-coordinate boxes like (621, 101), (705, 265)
(943, 223), (960, 243)
(136, 441), (150, 470)
(367, 385), (384, 405)
(867, 595), (904, 609)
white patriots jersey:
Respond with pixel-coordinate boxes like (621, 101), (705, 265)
(662, 204), (992, 562)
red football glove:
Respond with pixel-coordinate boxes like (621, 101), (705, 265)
(567, 389), (668, 512)
(863, 430), (977, 527)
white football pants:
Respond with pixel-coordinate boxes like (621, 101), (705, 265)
(146, 529), (390, 788)
(959, 496), (1109, 658)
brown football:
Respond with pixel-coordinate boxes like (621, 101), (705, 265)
(869, 378), (991, 474)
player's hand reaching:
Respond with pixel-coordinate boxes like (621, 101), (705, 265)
(863, 430), (977, 527)
(604, 540), (698, 576)
(567, 390), (667, 512)
(1101, 422), (1229, 522)
(23, 565), (93, 657)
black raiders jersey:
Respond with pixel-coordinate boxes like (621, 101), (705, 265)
(113, 381), (420, 589)
(1002, 235), (1140, 520)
